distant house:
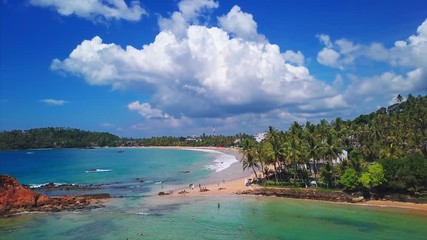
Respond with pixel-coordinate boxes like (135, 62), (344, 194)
(254, 133), (266, 143)
(186, 135), (201, 143)
(185, 137), (197, 143)
(306, 150), (348, 173)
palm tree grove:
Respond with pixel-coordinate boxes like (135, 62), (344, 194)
(240, 94), (427, 201)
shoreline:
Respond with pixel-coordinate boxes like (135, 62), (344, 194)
(5, 147), (425, 215)
(144, 146), (427, 213)
(148, 146), (257, 196)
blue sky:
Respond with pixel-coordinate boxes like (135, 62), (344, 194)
(1, 0), (426, 137)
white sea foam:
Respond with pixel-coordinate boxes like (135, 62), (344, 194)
(204, 151), (238, 173)
(85, 169), (112, 173)
(29, 182), (69, 188)
(136, 212), (151, 216)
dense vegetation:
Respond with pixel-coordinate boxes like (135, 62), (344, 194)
(133, 133), (250, 147)
(240, 94), (427, 198)
(0, 127), (121, 149)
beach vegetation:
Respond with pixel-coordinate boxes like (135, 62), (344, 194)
(239, 94), (427, 199)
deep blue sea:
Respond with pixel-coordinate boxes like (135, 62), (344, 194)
(1, 148), (427, 240)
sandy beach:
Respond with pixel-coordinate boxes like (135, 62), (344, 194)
(150, 146), (260, 196)
(147, 146), (427, 213)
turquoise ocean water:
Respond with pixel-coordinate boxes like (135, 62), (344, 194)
(1, 148), (426, 239)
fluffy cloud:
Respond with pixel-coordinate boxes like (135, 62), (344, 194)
(40, 98), (68, 106)
(345, 68), (426, 102)
(217, 5), (264, 42)
(52, 3), (339, 121)
(316, 35), (360, 69)
(388, 19), (427, 68)
(158, 0), (218, 37)
(318, 18), (427, 71)
(29, 0), (146, 22)
(128, 101), (170, 119)
(316, 19), (427, 111)
(283, 50), (304, 66)
(317, 48), (341, 68)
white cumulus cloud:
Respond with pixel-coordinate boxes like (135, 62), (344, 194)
(217, 5), (264, 42)
(316, 35), (360, 69)
(128, 101), (170, 119)
(388, 19), (427, 68)
(29, 0), (146, 22)
(158, 0), (218, 37)
(52, 3), (339, 120)
(40, 98), (68, 106)
(283, 50), (305, 66)
(317, 47), (341, 68)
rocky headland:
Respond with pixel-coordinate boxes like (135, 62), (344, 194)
(0, 175), (109, 217)
(237, 188), (363, 203)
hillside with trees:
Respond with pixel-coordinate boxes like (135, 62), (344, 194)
(0, 127), (121, 150)
(240, 94), (427, 200)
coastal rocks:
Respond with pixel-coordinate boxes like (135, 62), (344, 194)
(178, 170), (191, 174)
(26, 182), (101, 191)
(238, 188), (357, 203)
(136, 178), (144, 183)
(0, 175), (109, 217)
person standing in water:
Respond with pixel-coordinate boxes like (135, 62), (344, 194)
(217, 203), (220, 208)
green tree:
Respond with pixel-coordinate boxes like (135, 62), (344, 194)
(339, 168), (359, 192)
(241, 148), (261, 180)
(360, 163), (386, 190)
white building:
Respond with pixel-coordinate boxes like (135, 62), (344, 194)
(254, 133), (266, 143)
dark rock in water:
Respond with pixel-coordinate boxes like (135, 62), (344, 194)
(136, 178), (144, 183)
(178, 170), (191, 174)
(29, 183), (101, 191)
(237, 188), (356, 203)
(0, 175), (106, 217)
(78, 193), (111, 199)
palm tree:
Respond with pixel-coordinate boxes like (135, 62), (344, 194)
(318, 131), (343, 187)
(241, 148), (260, 180)
(264, 128), (284, 184)
(283, 136), (304, 183)
(395, 94), (404, 103)
(305, 132), (320, 180)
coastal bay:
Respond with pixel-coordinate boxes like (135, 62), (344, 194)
(1, 148), (426, 239)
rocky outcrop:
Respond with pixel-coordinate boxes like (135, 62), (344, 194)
(25, 182), (101, 191)
(237, 188), (359, 203)
(0, 175), (109, 217)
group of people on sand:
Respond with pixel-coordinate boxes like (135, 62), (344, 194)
(187, 183), (209, 192)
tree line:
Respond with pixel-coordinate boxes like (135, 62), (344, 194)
(240, 94), (427, 198)
(0, 127), (121, 149)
